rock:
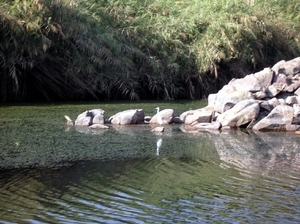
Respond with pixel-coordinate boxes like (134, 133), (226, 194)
(73, 109), (105, 126)
(276, 92), (293, 102)
(216, 100), (260, 127)
(252, 91), (267, 100)
(172, 116), (183, 124)
(75, 116), (92, 126)
(109, 109), (145, 124)
(272, 57), (300, 77)
(286, 82), (300, 92)
(259, 101), (274, 112)
(273, 73), (291, 85)
(246, 110), (270, 129)
(285, 124), (300, 132)
(229, 67), (274, 92)
(149, 109), (174, 124)
(292, 104), (300, 124)
(271, 60), (286, 75)
(286, 96), (300, 105)
(180, 106), (214, 124)
(204, 57), (300, 132)
(294, 104), (300, 116)
(75, 110), (95, 126)
(294, 87), (300, 96)
(179, 110), (194, 122)
(267, 98), (281, 109)
(252, 105), (294, 131)
(221, 126), (231, 130)
(214, 87), (253, 114)
(208, 93), (217, 107)
(266, 83), (286, 98)
(89, 109), (105, 124)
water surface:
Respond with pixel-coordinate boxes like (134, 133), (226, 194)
(1, 102), (300, 223)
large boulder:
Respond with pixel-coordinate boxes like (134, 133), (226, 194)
(179, 106), (214, 124)
(213, 86), (253, 114)
(217, 100), (260, 127)
(149, 109), (174, 124)
(109, 109), (145, 125)
(272, 57), (300, 77)
(252, 105), (294, 131)
(75, 109), (105, 126)
(229, 67), (274, 92)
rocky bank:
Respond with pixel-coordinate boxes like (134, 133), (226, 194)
(66, 57), (300, 132)
(181, 57), (300, 132)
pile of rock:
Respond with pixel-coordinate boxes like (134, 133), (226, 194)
(65, 109), (109, 129)
(65, 57), (300, 132)
(181, 57), (300, 131)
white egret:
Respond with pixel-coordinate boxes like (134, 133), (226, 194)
(156, 138), (162, 156)
(155, 107), (163, 125)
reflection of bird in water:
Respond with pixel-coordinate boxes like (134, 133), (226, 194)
(156, 138), (162, 156)
(155, 107), (163, 125)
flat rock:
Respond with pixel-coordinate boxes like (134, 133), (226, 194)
(109, 109), (144, 124)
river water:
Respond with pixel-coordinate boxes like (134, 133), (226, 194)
(1, 102), (300, 223)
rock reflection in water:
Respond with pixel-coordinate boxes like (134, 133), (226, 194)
(214, 129), (300, 176)
(64, 125), (109, 135)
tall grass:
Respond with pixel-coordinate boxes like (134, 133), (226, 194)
(0, 0), (299, 101)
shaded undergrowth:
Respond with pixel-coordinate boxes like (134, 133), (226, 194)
(0, 0), (299, 101)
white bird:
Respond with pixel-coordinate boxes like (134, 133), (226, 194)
(155, 107), (163, 125)
(156, 138), (162, 156)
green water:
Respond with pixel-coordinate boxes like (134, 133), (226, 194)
(1, 101), (300, 223)
(0, 100), (206, 169)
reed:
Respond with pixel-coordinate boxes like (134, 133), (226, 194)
(0, 0), (299, 101)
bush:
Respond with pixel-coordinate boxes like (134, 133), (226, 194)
(0, 0), (299, 101)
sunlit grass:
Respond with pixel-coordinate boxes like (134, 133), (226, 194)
(0, 0), (299, 101)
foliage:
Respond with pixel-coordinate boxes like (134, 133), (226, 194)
(0, 0), (299, 101)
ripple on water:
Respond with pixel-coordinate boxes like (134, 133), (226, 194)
(1, 143), (300, 223)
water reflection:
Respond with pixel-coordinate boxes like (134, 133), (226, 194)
(156, 138), (162, 156)
(214, 130), (300, 177)
(2, 118), (300, 223)
(1, 153), (300, 223)
(74, 125), (108, 135)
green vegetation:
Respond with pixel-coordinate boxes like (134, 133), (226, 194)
(0, 0), (299, 101)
